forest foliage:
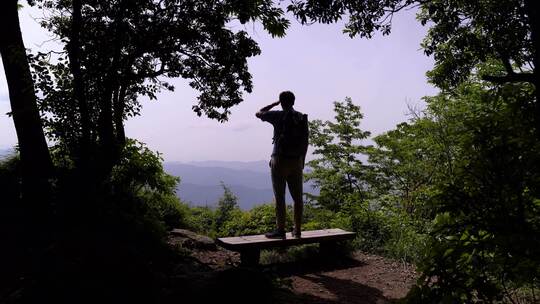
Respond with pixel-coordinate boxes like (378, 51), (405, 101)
(0, 0), (538, 303)
(180, 75), (539, 302)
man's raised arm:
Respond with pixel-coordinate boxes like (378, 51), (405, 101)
(255, 101), (281, 118)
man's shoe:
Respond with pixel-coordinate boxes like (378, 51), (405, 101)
(292, 228), (301, 238)
(265, 229), (286, 239)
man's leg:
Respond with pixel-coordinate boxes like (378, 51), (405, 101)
(287, 158), (304, 237)
(270, 157), (287, 234)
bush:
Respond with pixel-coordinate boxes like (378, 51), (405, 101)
(183, 206), (217, 237)
(218, 203), (292, 237)
(383, 210), (428, 263)
(0, 152), (21, 205)
(110, 139), (188, 232)
(0, 141), (194, 302)
(304, 200), (426, 262)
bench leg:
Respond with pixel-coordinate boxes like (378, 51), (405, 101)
(319, 241), (337, 257)
(240, 249), (260, 266)
(319, 241), (345, 257)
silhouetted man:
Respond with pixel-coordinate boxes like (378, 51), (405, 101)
(256, 91), (309, 238)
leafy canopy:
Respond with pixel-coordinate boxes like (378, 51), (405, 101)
(31, 0), (291, 164)
(367, 76), (540, 302)
(288, 0), (537, 90)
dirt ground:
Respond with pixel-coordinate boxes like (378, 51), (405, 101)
(182, 239), (418, 304)
(282, 252), (417, 304)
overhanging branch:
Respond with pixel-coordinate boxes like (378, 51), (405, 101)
(482, 72), (536, 84)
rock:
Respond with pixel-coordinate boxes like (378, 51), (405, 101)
(170, 229), (217, 251)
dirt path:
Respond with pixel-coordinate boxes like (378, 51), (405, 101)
(281, 252), (417, 303)
(186, 243), (418, 304)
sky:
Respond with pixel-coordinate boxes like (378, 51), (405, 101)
(0, 5), (437, 162)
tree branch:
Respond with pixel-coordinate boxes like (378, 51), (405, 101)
(501, 56), (514, 75)
(482, 72), (536, 84)
(125, 64), (167, 80)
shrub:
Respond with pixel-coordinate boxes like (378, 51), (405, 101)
(110, 139), (187, 232)
(183, 206), (216, 237)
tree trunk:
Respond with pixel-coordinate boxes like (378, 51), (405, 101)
(97, 17), (124, 176)
(114, 85), (127, 146)
(0, 0), (53, 203)
(524, 0), (540, 132)
(68, 0), (92, 170)
(98, 82), (116, 176)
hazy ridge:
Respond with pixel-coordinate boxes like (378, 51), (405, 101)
(164, 160), (316, 209)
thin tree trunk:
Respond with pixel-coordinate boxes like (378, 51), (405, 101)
(114, 85), (127, 146)
(98, 15), (124, 176)
(98, 81), (115, 176)
(68, 0), (92, 170)
(524, 0), (540, 131)
(0, 0), (53, 203)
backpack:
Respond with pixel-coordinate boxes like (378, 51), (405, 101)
(274, 110), (309, 158)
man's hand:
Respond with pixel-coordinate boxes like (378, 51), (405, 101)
(256, 101), (280, 118)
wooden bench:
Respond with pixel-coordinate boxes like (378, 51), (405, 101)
(216, 228), (356, 266)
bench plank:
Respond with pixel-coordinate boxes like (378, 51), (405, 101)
(216, 228), (355, 251)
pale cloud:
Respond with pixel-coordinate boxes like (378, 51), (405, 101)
(187, 122), (222, 130)
(231, 121), (255, 132)
(186, 120), (255, 132)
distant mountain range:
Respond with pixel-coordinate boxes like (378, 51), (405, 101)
(186, 160), (269, 173)
(164, 160), (317, 210)
(0, 154), (316, 209)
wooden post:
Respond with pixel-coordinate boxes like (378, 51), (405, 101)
(320, 240), (338, 257)
(319, 241), (346, 257)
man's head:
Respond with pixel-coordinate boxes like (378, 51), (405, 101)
(279, 91), (295, 110)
